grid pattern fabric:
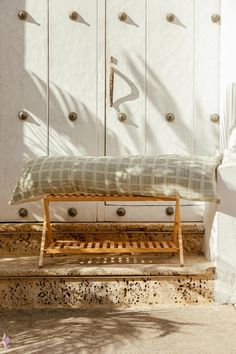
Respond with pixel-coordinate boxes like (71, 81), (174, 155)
(9, 154), (222, 205)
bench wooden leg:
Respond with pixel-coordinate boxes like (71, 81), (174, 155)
(172, 199), (178, 256)
(39, 198), (51, 268)
(39, 219), (47, 268)
(176, 197), (184, 267)
(44, 199), (52, 245)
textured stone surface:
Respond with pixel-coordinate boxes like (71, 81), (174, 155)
(0, 223), (212, 308)
(0, 254), (214, 277)
(0, 276), (214, 309)
(0, 254), (214, 308)
(0, 223), (204, 256)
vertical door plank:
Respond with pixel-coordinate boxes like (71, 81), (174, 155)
(49, 0), (99, 157)
(147, 0), (194, 155)
(194, 0), (221, 155)
(0, 0), (48, 221)
(106, 0), (146, 156)
(49, 0), (104, 221)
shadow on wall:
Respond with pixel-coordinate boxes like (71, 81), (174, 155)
(0, 308), (199, 353)
(127, 55), (193, 154)
(0, 0), (44, 220)
(24, 73), (101, 157)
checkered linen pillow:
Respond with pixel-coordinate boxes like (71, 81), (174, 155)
(9, 154), (222, 205)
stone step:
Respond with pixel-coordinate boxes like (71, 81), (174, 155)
(0, 223), (204, 256)
(0, 254), (215, 308)
(0, 223), (211, 308)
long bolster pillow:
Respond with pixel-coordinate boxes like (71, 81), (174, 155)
(9, 154), (223, 205)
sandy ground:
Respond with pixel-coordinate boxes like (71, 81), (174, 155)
(0, 305), (236, 354)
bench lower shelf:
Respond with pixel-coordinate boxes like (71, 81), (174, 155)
(46, 240), (179, 254)
(39, 194), (184, 267)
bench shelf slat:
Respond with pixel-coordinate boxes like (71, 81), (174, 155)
(46, 240), (179, 254)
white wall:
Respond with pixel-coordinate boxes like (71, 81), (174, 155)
(206, 0), (236, 304)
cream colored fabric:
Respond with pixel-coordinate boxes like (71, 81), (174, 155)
(9, 154), (222, 205)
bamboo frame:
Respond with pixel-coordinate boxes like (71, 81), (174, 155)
(39, 194), (184, 268)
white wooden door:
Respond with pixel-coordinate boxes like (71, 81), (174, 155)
(48, 0), (105, 221)
(0, 0), (221, 222)
(0, 0), (48, 221)
(103, 0), (221, 222)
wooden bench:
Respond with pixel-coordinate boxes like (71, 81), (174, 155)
(39, 194), (184, 268)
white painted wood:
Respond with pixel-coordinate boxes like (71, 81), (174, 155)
(96, 0), (106, 222)
(49, 0), (99, 156)
(147, 0), (194, 155)
(106, 0), (146, 156)
(104, 204), (204, 222)
(104, 0), (205, 221)
(0, 1), (221, 222)
(220, 0), (236, 149)
(49, 0), (104, 221)
(194, 0), (221, 155)
(0, 0), (48, 221)
(49, 202), (96, 222)
(104, 0), (147, 218)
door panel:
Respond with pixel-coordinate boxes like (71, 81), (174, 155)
(0, 1), (221, 222)
(194, 0), (221, 154)
(104, 204), (204, 222)
(147, 0), (194, 155)
(0, 0), (48, 221)
(49, 0), (99, 157)
(106, 0), (146, 156)
(104, 0), (220, 222)
(49, 0), (104, 221)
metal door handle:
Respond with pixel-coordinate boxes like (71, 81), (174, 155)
(109, 66), (114, 107)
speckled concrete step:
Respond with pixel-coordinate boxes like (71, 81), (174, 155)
(0, 254), (215, 308)
(0, 223), (211, 308)
(0, 223), (204, 256)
